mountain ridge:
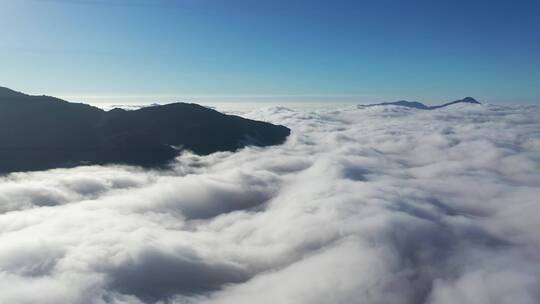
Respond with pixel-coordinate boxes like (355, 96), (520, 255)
(359, 97), (481, 110)
(0, 87), (290, 173)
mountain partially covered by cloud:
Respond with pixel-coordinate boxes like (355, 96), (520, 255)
(0, 102), (539, 304)
(0, 86), (290, 173)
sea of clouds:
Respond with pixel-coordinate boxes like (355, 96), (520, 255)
(0, 103), (539, 304)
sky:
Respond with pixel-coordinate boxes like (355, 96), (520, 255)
(0, 0), (539, 105)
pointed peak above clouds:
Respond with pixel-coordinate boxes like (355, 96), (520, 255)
(460, 97), (480, 103)
(430, 97), (481, 109)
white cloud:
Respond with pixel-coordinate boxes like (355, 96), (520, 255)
(0, 102), (539, 304)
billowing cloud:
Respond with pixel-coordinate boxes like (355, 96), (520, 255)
(0, 103), (539, 304)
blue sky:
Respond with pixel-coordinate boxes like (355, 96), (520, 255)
(1, 0), (539, 105)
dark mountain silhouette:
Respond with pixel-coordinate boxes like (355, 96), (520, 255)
(361, 100), (430, 110)
(0, 87), (290, 173)
(428, 97), (481, 109)
(359, 97), (481, 110)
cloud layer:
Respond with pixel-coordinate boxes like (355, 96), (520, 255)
(1, 103), (539, 304)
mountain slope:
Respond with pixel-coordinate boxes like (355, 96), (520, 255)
(0, 87), (290, 173)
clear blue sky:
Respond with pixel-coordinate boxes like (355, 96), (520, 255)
(1, 0), (539, 105)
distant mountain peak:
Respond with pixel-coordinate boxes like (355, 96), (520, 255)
(360, 97), (481, 110)
(430, 97), (481, 109)
(459, 97), (480, 104)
